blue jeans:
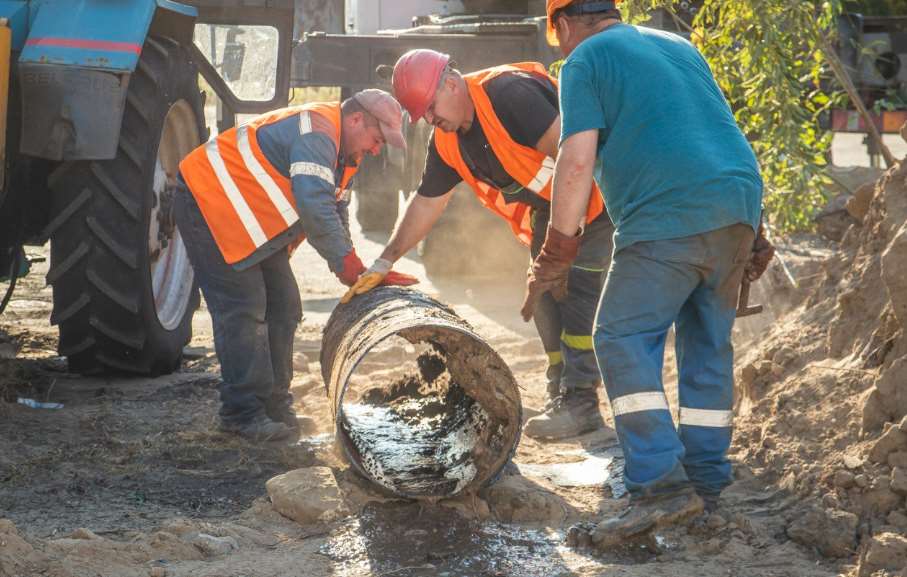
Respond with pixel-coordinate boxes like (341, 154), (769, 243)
(594, 224), (754, 498)
(174, 187), (301, 424)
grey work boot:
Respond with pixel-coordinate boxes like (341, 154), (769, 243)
(699, 492), (721, 514)
(219, 414), (295, 442)
(577, 488), (704, 551)
(523, 387), (605, 440)
(266, 403), (300, 431)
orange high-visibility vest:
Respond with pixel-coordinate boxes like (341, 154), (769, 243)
(179, 102), (357, 264)
(433, 62), (605, 245)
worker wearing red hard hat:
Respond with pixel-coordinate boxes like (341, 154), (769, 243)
(535, 0), (774, 551)
(342, 47), (615, 443)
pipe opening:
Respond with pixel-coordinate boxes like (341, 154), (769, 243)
(340, 341), (490, 497)
(322, 288), (522, 500)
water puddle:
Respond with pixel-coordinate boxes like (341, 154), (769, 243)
(319, 502), (571, 577)
(296, 433), (333, 447)
(517, 448), (627, 497)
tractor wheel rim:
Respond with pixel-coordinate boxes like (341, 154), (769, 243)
(149, 100), (199, 331)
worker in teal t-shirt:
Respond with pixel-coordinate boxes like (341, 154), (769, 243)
(520, 0), (776, 550)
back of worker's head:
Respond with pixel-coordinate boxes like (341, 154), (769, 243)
(546, 1), (622, 55)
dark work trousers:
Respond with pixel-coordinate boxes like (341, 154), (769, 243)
(530, 209), (614, 394)
(173, 186), (301, 425)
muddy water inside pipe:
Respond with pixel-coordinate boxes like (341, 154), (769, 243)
(321, 288), (522, 500)
(342, 350), (490, 497)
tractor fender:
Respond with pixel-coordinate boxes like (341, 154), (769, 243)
(18, 1), (197, 160)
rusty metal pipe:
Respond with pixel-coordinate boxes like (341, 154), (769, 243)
(320, 287), (522, 500)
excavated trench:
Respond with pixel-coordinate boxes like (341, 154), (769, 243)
(320, 287), (522, 499)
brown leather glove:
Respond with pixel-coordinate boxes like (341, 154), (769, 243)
(746, 221), (775, 282)
(521, 225), (581, 322)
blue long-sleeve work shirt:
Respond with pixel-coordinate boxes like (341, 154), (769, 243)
(229, 112), (355, 273)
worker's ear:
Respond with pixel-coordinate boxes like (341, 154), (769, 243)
(555, 15), (572, 46)
(348, 110), (365, 128)
(442, 73), (458, 94)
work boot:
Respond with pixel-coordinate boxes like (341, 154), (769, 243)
(266, 403), (301, 431)
(699, 492), (721, 514)
(524, 387), (604, 440)
(219, 414), (294, 442)
(583, 488), (704, 551)
(545, 363), (564, 399)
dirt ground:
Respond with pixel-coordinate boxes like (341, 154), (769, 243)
(0, 195), (864, 577)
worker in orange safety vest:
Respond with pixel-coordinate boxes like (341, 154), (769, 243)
(174, 90), (417, 442)
(343, 49), (614, 441)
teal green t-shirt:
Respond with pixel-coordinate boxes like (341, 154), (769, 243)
(559, 23), (763, 252)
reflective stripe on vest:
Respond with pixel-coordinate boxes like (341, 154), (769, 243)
(433, 62), (605, 245)
(528, 156), (556, 195)
(179, 103), (356, 264)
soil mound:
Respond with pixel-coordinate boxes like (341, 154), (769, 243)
(733, 153), (907, 574)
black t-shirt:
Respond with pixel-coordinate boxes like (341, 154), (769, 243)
(417, 71), (559, 199)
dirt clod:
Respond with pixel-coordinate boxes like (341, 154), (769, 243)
(785, 505), (858, 558)
(886, 509), (907, 529)
(845, 455), (864, 470)
(857, 532), (907, 577)
(870, 426), (907, 464)
(480, 475), (569, 525)
(0, 519), (47, 576)
(68, 528), (101, 540)
(890, 451), (907, 470)
(265, 467), (347, 525)
(834, 470), (856, 489)
(846, 182), (876, 222)
(890, 467), (907, 495)
(187, 533), (239, 557)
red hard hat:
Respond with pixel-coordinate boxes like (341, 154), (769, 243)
(392, 49), (451, 121)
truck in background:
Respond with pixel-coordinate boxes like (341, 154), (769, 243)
(831, 13), (907, 166)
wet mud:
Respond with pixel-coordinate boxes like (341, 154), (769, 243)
(342, 355), (491, 497)
(319, 501), (565, 577)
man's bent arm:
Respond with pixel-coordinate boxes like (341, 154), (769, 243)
(535, 115), (561, 160)
(378, 190), (454, 263)
(551, 129), (599, 236)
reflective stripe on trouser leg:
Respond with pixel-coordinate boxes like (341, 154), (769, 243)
(594, 236), (706, 498)
(559, 268), (604, 388)
(675, 224), (752, 495)
(532, 290), (563, 363)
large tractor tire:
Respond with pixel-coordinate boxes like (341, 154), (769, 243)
(46, 37), (205, 375)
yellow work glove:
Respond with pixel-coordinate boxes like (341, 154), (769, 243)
(340, 258), (392, 304)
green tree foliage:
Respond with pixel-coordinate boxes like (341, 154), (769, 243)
(621, 1), (845, 231)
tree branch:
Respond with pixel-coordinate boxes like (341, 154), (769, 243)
(819, 35), (897, 168)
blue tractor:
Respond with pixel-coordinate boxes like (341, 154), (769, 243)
(0, 0), (296, 375)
